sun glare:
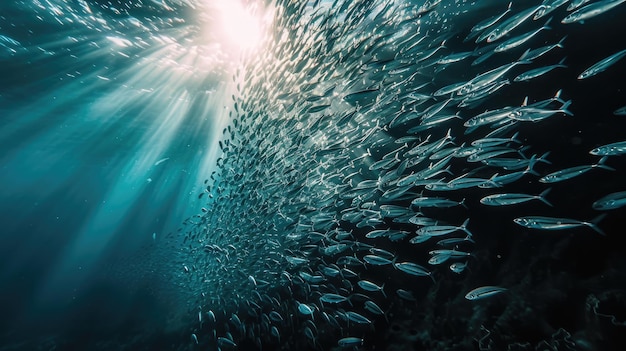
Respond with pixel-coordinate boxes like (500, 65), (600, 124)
(210, 1), (270, 54)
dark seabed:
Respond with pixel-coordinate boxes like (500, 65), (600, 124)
(1, 0), (626, 350)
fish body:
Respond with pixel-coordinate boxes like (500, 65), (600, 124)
(578, 49), (626, 79)
(614, 105), (626, 115)
(514, 57), (567, 82)
(513, 214), (606, 235)
(320, 293), (350, 304)
(338, 337), (364, 347)
(481, 5), (544, 43)
(468, 2), (512, 35)
(494, 18), (552, 53)
(590, 140), (626, 155)
(450, 262), (468, 274)
(411, 196), (465, 208)
(592, 191), (626, 210)
(562, 0), (626, 24)
(393, 262), (435, 282)
(539, 157), (614, 183)
(465, 286), (508, 300)
(481, 188), (552, 206)
(417, 218), (471, 237)
(357, 280), (386, 296)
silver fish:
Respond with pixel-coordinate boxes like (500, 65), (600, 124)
(539, 157), (614, 183)
(494, 18), (552, 53)
(450, 262), (468, 274)
(590, 140), (626, 155)
(481, 5), (545, 43)
(393, 262), (435, 282)
(513, 214), (607, 235)
(465, 286), (508, 300)
(524, 36), (567, 61)
(562, 0), (626, 24)
(338, 337), (364, 347)
(417, 218), (472, 237)
(578, 48), (626, 79)
(567, 0), (592, 11)
(480, 188), (553, 206)
(514, 57), (567, 82)
(592, 191), (626, 210)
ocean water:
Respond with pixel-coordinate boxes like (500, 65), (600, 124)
(1, 0), (626, 350)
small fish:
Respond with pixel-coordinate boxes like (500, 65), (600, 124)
(297, 302), (315, 317)
(357, 280), (386, 297)
(364, 300), (386, 316)
(338, 337), (364, 347)
(514, 57), (567, 82)
(307, 104), (331, 113)
(524, 36), (567, 61)
(394, 262), (435, 282)
(482, 5), (545, 43)
(578, 49), (626, 79)
(320, 293), (351, 304)
(480, 188), (553, 206)
(154, 157), (169, 166)
(417, 218), (472, 237)
(590, 140), (626, 155)
(191, 333), (198, 344)
(535, 0), (569, 19)
(450, 261), (468, 274)
(513, 214), (607, 235)
(465, 286), (508, 300)
(539, 156), (614, 183)
(494, 18), (552, 53)
(435, 51), (474, 65)
(218, 337), (237, 348)
(568, 0), (593, 11)
(562, 0), (626, 24)
(614, 105), (626, 115)
(411, 196), (466, 208)
(345, 311), (371, 324)
(363, 254), (394, 266)
(592, 191), (626, 210)
(396, 289), (416, 301)
(467, 2), (512, 36)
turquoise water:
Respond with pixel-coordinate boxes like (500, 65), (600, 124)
(1, 1), (626, 350)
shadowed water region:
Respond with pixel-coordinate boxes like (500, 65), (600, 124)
(1, 0), (626, 350)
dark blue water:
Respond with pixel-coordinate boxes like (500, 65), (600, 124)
(2, 1), (626, 350)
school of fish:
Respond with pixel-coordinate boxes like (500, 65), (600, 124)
(161, 0), (626, 349)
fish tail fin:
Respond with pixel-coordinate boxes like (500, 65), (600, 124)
(526, 166), (541, 176)
(460, 198), (468, 209)
(588, 214), (608, 235)
(511, 131), (520, 143)
(518, 48), (532, 62)
(596, 156), (615, 171)
(560, 100), (574, 116)
(429, 273), (437, 284)
(538, 151), (552, 164)
(465, 234), (476, 244)
(543, 17), (553, 29)
(553, 89), (565, 103)
(460, 218), (472, 236)
(558, 56), (567, 67)
(557, 35), (567, 48)
(522, 96), (529, 106)
(381, 283), (387, 298)
(538, 188), (553, 207)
